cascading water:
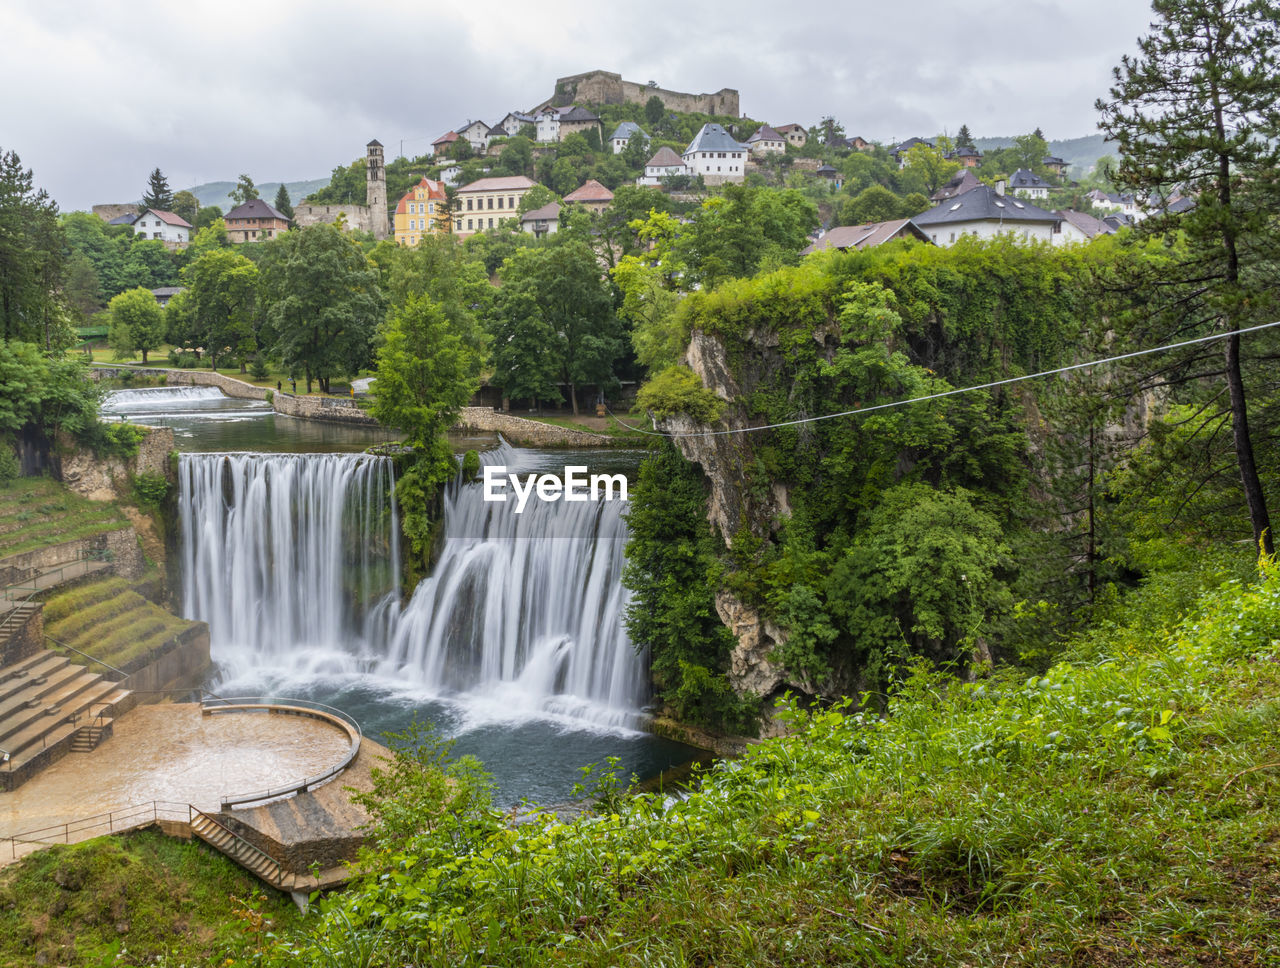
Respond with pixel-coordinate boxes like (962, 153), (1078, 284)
(178, 443), (649, 730)
(179, 452), (402, 675)
(103, 386), (230, 410)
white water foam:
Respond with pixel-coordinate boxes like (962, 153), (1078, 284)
(103, 385), (232, 410)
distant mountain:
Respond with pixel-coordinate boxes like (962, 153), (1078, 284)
(970, 134), (1112, 176)
(186, 178), (331, 212)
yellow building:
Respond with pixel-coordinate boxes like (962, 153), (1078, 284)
(393, 177), (449, 246)
(453, 175), (537, 238)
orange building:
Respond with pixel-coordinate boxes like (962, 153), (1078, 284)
(394, 177), (449, 246)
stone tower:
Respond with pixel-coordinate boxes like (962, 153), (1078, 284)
(366, 139), (388, 240)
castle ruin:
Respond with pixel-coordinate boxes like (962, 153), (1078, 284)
(292, 140), (389, 239)
(541, 70), (739, 117)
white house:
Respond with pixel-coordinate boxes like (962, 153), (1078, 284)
(609, 121), (648, 154)
(438, 164), (463, 187)
(911, 184), (1074, 246)
(682, 123), (748, 185)
(746, 124), (786, 154)
(535, 107), (562, 143)
(636, 146), (691, 186)
(133, 208), (191, 245)
(1009, 168), (1052, 200)
(456, 120), (492, 153)
(499, 112), (535, 137)
(521, 201), (561, 238)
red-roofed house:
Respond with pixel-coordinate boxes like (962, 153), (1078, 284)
(224, 199), (291, 243)
(563, 179), (614, 215)
(394, 177), (449, 246)
(431, 131), (459, 157)
(133, 208), (192, 246)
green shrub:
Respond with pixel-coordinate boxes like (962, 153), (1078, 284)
(0, 436), (18, 484)
(461, 449), (480, 479)
(249, 355), (269, 380)
(98, 422), (147, 458)
(636, 365), (725, 423)
(264, 388), (274, 404)
(131, 472), (170, 510)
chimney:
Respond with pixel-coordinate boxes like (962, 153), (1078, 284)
(995, 178), (1006, 196)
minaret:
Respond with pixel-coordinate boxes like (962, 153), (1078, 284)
(366, 139), (388, 240)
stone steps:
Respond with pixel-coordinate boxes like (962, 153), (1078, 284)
(190, 812), (298, 891)
(0, 650), (132, 791)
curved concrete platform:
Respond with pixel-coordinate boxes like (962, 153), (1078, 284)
(0, 703), (349, 842)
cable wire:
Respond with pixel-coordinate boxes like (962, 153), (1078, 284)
(607, 319), (1280, 439)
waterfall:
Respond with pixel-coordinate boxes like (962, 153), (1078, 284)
(103, 386), (230, 410)
(179, 453), (402, 675)
(178, 445), (648, 729)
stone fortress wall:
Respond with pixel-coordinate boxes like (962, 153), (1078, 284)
(545, 70), (739, 117)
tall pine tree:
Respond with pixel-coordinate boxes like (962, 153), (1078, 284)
(142, 167), (173, 210)
(1097, 0), (1280, 554)
(273, 184), (294, 220)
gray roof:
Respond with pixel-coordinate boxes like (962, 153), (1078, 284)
(560, 106), (601, 123)
(108, 213), (138, 225)
(912, 185), (1061, 227)
(522, 202), (562, 222)
(1043, 155), (1066, 166)
(747, 124), (784, 143)
(684, 122), (747, 154)
(801, 219), (932, 255)
(892, 137), (933, 157)
(225, 198), (290, 222)
(610, 121), (647, 141)
(931, 170), (983, 202)
(1058, 209), (1114, 237)
(1009, 168), (1051, 189)
(1165, 195), (1196, 214)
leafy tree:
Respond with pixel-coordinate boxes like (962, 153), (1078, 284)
(898, 139), (960, 195)
(177, 249), (259, 370)
(516, 183), (558, 216)
(370, 293), (486, 446)
(623, 441), (750, 730)
(189, 217), (228, 256)
(495, 136), (535, 178)
(490, 241), (625, 414)
(838, 184), (905, 225)
(141, 168), (173, 211)
(0, 148), (68, 347)
(106, 286), (165, 362)
(273, 184), (294, 220)
(677, 184), (819, 288)
(306, 159), (364, 205)
(1097, 0), (1280, 554)
(644, 95), (665, 127)
(0, 340), (102, 446)
(171, 190), (198, 225)
(621, 131), (649, 170)
(194, 205), (223, 230)
(228, 173), (259, 206)
(258, 224), (383, 393)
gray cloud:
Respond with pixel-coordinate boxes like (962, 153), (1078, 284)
(0, 0), (1154, 211)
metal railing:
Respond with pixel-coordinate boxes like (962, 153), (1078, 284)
(201, 696), (362, 810)
(43, 635), (129, 681)
(2, 548), (114, 604)
(1, 800), (192, 860)
(190, 807), (285, 884)
(1, 800), (289, 888)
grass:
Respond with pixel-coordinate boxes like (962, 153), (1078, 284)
(275, 557), (1280, 967)
(43, 578), (194, 671)
(0, 829), (305, 968)
(85, 345), (373, 397)
(0, 479), (128, 560)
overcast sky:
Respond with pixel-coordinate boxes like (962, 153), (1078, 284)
(1, 0), (1157, 213)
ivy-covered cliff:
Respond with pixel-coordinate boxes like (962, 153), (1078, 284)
(624, 237), (1147, 728)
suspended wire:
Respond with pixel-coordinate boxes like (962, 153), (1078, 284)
(608, 319), (1280, 439)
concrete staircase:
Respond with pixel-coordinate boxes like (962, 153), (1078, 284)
(0, 650), (133, 791)
(0, 602), (40, 651)
(190, 811), (296, 891)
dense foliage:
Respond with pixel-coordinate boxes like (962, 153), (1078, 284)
(263, 554), (1280, 967)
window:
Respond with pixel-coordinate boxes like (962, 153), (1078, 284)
(509, 196), (515, 208)
(467, 218), (474, 230)
(427, 202), (434, 214)
(498, 197), (504, 209)
(487, 197), (494, 209)
(488, 217), (494, 228)
(455, 219), (462, 231)
(467, 198), (474, 211)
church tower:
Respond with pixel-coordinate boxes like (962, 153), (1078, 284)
(366, 139), (388, 240)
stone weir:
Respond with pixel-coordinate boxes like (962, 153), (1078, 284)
(91, 368), (381, 426)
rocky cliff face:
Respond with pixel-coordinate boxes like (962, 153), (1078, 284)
(661, 327), (827, 704)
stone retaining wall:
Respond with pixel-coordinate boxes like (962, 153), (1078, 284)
(156, 370), (382, 426)
(0, 529), (143, 587)
(119, 623), (211, 699)
(455, 407), (620, 448)
(0, 605), (42, 668)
